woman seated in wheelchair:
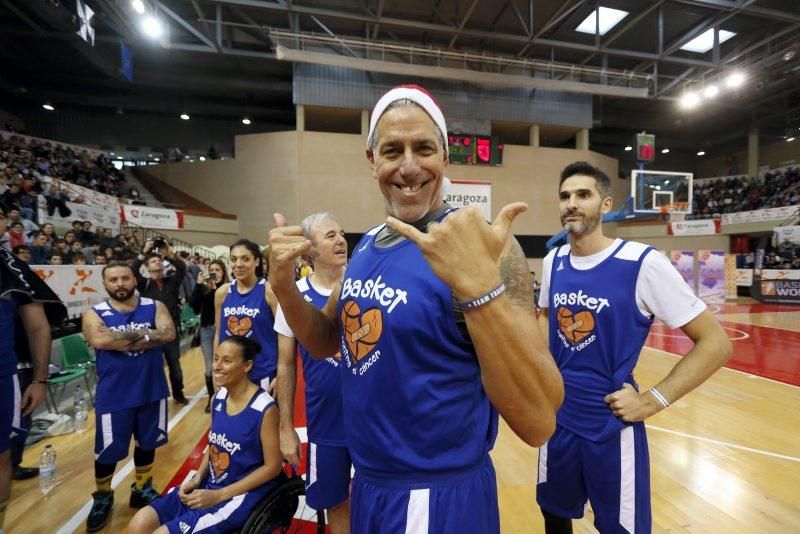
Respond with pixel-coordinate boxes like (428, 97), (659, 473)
(130, 335), (283, 533)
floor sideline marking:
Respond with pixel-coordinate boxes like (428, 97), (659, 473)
(646, 346), (800, 390)
(57, 386), (206, 534)
(647, 425), (800, 463)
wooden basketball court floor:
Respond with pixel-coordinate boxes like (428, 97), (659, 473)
(6, 298), (800, 533)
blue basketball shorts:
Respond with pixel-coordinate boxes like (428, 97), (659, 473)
(351, 456), (499, 534)
(0, 374), (22, 453)
(150, 481), (275, 533)
(305, 441), (352, 510)
(536, 423), (651, 534)
(94, 398), (168, 463)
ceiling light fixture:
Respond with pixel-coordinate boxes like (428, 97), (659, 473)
(703, 85), (719, 98)
(726, 71), (746, 88)
(199, 156), (206, 161)
(788, 137), (796, 142)
(141, 16), (163, 39)
(180, 113), (190, 120)
(680, 91), (700, 109)
(697, 151), (706, 156)
(661, 148), (670, 154)
(42, 103), (54, 111)
(242, 117), (251, 125)
(131, 0), (145, 15)
(624, 145), (633, 151)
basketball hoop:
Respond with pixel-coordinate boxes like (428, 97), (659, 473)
(661, 201), (689, 221)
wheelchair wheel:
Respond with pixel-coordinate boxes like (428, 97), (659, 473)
(238, 474), (326, 534)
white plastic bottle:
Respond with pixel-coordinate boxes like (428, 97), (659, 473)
(39, 444), (57, 495)
(74, 384), (89, 433)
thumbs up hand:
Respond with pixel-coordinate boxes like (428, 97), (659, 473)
(386, 203), (528, 301)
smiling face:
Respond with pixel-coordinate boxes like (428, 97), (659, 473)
(558, 175), (611, 236)
(230, 245), (259, 282)
(367, 105), (447, 223)
(212, 340), (252, 388)
(310, 218), (347, 269)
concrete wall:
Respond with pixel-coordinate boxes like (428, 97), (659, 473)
(159, 214), (239, 247)
(697, 139), (800, 177)
(146, 131), (622, 243)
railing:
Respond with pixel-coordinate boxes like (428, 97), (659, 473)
(121, 222), (217, 260)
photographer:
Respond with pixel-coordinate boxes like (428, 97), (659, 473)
(132, 238), (188, 405)
(188, 260), (229, 412)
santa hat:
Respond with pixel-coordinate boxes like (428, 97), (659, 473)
(367, 85), (448, 154)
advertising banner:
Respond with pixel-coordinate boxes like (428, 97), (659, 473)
(724, 254), (738, 300)
(37, 196), (121, 232)
(721, 206), (798, 225)
(121, 204), (185, 230)
(735, 269), (754, 287)
(697, 250), (726, 302)
(32, 265), (106, 318)
(775, 225), (800, 245)
(669, 250), (695, 290)
(667, 219), (721, 236)
(41, 176), (119, 211)
(443, 179), (491, 220)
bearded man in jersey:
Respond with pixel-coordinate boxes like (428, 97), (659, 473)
(536, 162), (732, 533)
(82, 261), (176, 532)
(269, 85), (564, 533)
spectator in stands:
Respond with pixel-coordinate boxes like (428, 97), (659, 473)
(72, 253), (87, 265)
(79, 220), (96, 243)
(132, 239), (189, 405)
(103, 246), (116, 262)
(95, 254), (107, 265)
(4, 222), (27, 250)
(11, 245), (31, 263)
(98, 227), (116, 250)
(63, 230), (77, 247)
(48, 253), (63, 265)
(40, 223), (56, 244)
(66, 241), (83, 264)
(18, 188), (39, 224)
(189, 259), (230, 412)
(1, 182), (23, 211)
(7, 208), (38, 239)
(81, 241), (100, 264)
(43, 182), (71, 218)
(29, 233), (51, 265)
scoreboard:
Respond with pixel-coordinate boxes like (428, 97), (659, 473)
(448, 134), (503, 166)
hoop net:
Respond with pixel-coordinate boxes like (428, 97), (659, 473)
(660, 201), (689, 222)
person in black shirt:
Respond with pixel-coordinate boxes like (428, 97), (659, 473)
(188, 259), (230, 412)
(132, 240), (188, 405)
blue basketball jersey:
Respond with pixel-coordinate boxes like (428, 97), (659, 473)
(207, 387), (275, 489)
(92, 298), (170, 413)
(0, 297), (18, 377)
(295, 276), (345, 445)
(220, 279), (278, 380)
(547, 241), (654, 441)
(337, 220), (498, 481)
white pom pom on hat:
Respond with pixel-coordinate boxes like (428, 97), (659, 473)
(367, 84), (449, 155)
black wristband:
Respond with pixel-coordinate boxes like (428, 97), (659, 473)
(31, 379), (49, 385)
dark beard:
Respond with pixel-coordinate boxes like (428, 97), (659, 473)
(108, 287), (136, 302)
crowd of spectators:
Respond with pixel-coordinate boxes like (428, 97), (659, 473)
(691, 166), (800, 219)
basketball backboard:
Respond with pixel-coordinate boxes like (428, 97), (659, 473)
(631, 170), (693, 214)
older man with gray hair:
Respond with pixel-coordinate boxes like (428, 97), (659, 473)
(274, 211), (351, 534)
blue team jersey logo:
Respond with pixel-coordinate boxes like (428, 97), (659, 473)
(340, 300), (383, 363)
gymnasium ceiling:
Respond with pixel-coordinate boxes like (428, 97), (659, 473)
(1, 0), (800, 157)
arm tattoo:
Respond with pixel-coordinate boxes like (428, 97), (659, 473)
(97, 322), (144, 342)
(499, 240), (535, 311)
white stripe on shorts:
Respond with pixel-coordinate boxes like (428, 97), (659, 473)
(619, 426), (635, 533)
(12, 374), (21, 431)
(192, 493), (246, 532)
(405, 488), (430, 534)
(308, 442), (318, 488)
(95, 413), (113, 459)
(159, 398), (167, 434)
(538, 441), (548, 484)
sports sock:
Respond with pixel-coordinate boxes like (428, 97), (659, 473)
(133, 448), (156, 490)
(95, 461), (116, 493)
